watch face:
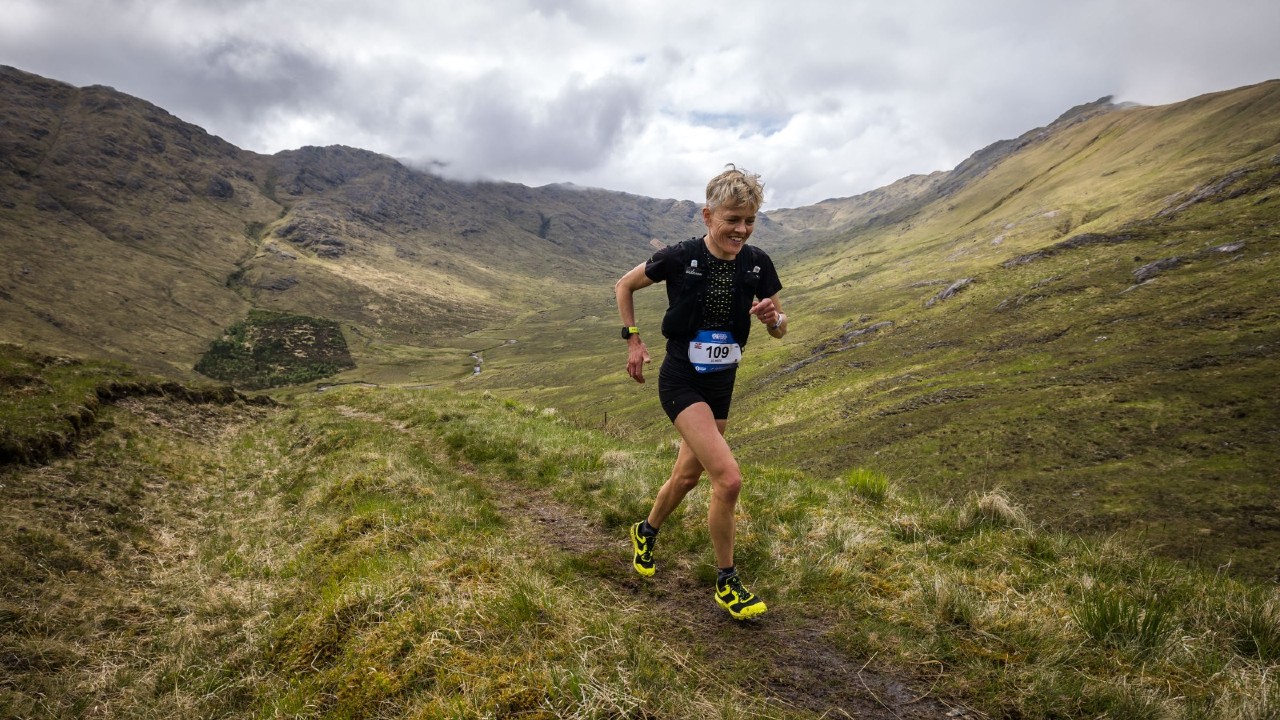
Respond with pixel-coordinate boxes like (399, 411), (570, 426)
(621, 326), (631, 339)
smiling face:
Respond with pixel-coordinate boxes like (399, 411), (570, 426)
(702, 203), (757, 260)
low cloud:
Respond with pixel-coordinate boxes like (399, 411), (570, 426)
(3, 0), (1278, 208)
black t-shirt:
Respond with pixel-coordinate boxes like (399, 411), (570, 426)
(644, 237), (783, 363)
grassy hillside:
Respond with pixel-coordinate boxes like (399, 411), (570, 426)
(0, 67), (267, 373)
(2, 345), (1278, 718)
(467, 81), (1280, 580)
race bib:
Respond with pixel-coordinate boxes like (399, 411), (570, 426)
(689, 330), (742, 373)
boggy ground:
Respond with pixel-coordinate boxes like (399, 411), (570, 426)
(490, 477), (969, 719)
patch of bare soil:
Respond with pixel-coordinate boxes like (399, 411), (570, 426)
(489, 479), (974, 719)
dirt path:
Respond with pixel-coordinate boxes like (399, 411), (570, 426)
(489, 478), (974, 719)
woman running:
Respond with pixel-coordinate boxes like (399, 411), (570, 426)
(614, 165), (787, 620)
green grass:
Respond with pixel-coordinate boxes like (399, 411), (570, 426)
(1070, 586), (1175, 652)
(0, 343), (136, 462)
(845, 467), (890, 503)
(1234, 591), (1280, 664)
(7, 352), (1280, 718)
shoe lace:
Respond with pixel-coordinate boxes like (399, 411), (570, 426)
(724, 575), (752, 600)
(639, 535), (654, 562)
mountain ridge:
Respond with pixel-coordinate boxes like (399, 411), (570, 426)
(0, 64), (708, 376)
(758, 95), (1127, 251)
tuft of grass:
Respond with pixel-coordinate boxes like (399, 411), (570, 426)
(845, 467), (890, 503)
(971, 490), (1027, 528)
(1071, 587), (1175, 652)
(922, 574), (979, 629)
(1233, 591), (1280, 663)
(889, 514), (924, 542)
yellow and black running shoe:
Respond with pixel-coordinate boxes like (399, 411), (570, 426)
(715, 573), (767, 620)
(629, 522), (656, 577)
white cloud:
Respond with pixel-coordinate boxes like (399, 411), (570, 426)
(2, 0), (1278, 208)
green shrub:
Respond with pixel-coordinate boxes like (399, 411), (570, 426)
(195, 311), (355, 389)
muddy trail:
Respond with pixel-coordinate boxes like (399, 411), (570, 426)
(488, 478), (974, 719)
(337, 401), (973, 716)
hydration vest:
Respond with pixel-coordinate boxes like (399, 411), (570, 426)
(660, 237), (763, 348)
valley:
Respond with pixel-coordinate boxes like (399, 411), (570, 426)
(5, 65), (1276, 577)
(2, 64), (1280, 717)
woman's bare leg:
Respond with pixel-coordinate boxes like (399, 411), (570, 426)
(669, 403), (739, 569)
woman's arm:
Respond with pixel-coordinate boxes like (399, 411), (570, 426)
(615, 263), (655, 383)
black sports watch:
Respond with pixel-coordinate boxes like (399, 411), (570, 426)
(620, 326), (639, 339)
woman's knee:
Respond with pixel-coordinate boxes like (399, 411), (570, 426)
(710, 466), (742, 501)
(669, 470), (701, 493)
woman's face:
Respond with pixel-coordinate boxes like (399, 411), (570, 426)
(702, 203), (757, 260)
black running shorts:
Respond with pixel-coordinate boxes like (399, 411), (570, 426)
(658, 354), (737, 423)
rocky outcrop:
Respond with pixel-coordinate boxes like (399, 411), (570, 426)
(1003, 232), (1135, 268)
(766, 320), (894, 380)
(1133, 257), (1185, 283)
(925, 278), (973, 307)
(1158, 162), (1280, 218)
(274, 216), (350, 258)
(813, 320), (895, 355)
(206, 175), (234, 198)
(254, 276), (299, 292)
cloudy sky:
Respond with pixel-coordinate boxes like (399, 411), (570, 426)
(4, 0), (1278, 208)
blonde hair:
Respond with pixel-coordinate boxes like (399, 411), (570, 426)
(705, 164), (764, 212)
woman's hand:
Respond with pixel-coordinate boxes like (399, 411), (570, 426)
(750, 295), (787, 337)
(627, 337), (651, 383)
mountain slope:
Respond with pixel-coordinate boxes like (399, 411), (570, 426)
(0, 67), (270, 370)
(759, 96), (1124, 254)
(0, 66), (708, 378)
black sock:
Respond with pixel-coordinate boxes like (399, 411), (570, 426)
(717, 566), (737, 583)
(638, 519), (658, 537)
